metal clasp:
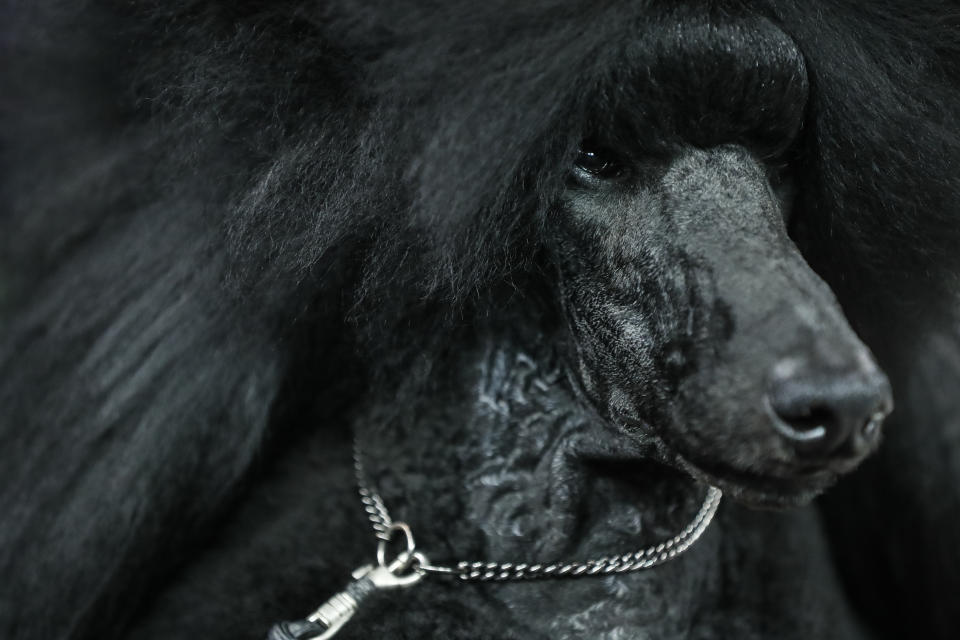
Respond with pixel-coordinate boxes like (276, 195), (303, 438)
(268, 522), (428, 640)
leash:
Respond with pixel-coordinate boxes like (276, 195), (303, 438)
(266, 439), (722, 639)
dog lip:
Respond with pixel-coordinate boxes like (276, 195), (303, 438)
(669, 451), (839, 508)
(610, 418), (845, 505)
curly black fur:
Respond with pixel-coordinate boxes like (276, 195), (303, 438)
(1, 1), (959, 639)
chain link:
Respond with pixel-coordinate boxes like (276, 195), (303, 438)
(354, 439), (722, 582)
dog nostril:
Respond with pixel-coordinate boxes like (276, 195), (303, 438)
(862, 411), (885, 438)
(769, 404), (833, 444)
(770, 405), (831, 442)
(766, 360), (891, 460)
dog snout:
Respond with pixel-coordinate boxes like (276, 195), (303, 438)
(765, 356), (893, 466)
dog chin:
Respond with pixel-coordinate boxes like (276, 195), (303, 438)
(672, 454), (841, 510)
(717, 479), (830, 510)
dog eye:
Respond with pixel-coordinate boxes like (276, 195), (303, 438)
(573, 146), (626, 180)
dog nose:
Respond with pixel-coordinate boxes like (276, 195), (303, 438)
(766, 359), (892, 461)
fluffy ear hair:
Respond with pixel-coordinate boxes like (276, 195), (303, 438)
(0, 3), (620, 634)
(766, 0), (960, 330)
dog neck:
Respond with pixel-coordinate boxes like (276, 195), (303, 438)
(354, 331), (715, 628)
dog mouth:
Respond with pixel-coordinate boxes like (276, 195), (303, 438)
(595, 416), (858, 510)
(605, 430), (835, 508)
(586, 449), (824, 515)
(670, 451), (841, 509)
(586, 435), (836, 510)
(609, 416), (865, 509)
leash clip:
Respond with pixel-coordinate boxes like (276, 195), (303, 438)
(266, 523), (427, 640)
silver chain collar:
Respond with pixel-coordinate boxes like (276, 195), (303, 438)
(266, 440), (722, 639)
(353, 439), (723, 581)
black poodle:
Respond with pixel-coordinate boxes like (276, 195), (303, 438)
(2, 1), (959, 639)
